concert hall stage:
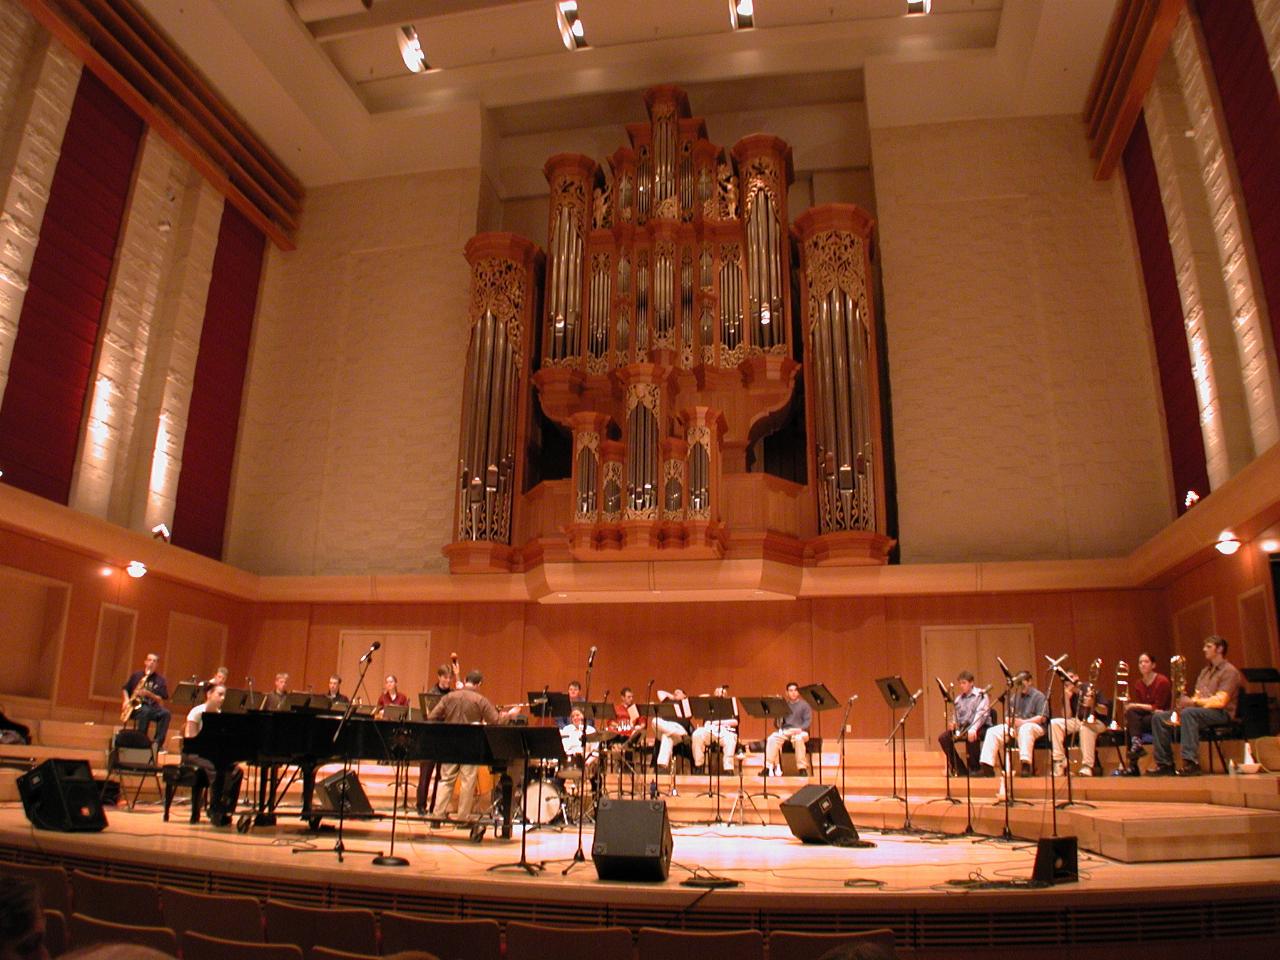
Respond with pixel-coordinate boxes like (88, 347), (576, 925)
(3, 768), (1280, 958)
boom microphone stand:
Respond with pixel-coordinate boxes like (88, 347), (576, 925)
(928, 678), (961, 808)
(883, 685), (923, 831)
(838, 696), (857, 798)
(989, 658), (1030, 843)
(1051, 660), (1095, 815)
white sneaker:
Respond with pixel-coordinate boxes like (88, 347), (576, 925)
(1053, 762), (1066, 777)
(1077, 766), (1093, 777)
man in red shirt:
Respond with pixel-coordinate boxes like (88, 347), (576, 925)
(1115, 652), (1171, 776)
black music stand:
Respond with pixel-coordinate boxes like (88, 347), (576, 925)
(874, 676), (911, 803)
(418, 692), (443, 716)
(171, 682), (201, 711)
(689, 696), (735, 822)
(486, 727), (565, 876)
(742, 696), (786, 800)
(530, 691), (573, 725)
(799, 683), (839, 785)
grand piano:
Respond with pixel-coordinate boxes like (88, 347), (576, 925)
(182, 709), (515, 835)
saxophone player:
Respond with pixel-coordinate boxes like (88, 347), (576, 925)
(1049, 668), (1109, 776)
(121, 653), (171, 750)
(1149, 636), (1242, 776)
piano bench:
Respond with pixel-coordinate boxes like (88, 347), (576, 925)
(163, 763), (209, 824)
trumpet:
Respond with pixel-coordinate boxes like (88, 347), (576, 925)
(1168, 654), (1188, 725)
(1109, 659), (1129, 731)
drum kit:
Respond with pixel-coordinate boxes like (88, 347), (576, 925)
(492, 737), (618, 828)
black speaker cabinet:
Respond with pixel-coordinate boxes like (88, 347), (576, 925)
(780, 784), (858, 845)
(1032, 836), (1078, 885)
(591, 798), (672, 881)
(314, 771), (373, 816)
(18, 759), (107, 832)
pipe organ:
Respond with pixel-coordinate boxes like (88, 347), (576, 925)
(448, 86), (893, 576)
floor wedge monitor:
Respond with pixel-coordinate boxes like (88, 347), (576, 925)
(780, 784), (860, 845)
(592, 798), (672, 881)
(18, 759), (107, 832)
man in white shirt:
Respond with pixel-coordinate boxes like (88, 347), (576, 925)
(653, 687), (692, 773)
(691, 685), (738, 773)
(559, 707), (600, 779)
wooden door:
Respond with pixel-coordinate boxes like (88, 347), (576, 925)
(920, 625), (1035, 738)
(337, 630), (436, 708)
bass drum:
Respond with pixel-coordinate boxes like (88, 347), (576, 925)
(512, 776), (563, 825)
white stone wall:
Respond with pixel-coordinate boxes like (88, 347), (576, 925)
(873, 115), (1172, 563)
(0, 9), (80, 406)
(226, 169), (480, 575)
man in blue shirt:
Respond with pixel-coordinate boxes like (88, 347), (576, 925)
(121, 652), (170, 750)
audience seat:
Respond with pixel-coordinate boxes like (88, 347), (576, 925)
(379, 913), (501, 960)
(637, 926), (764, 960)
(161, 885), (263, 942)
(184, 930), (304, 960)
(768, 928), (897, 960)
(42, 909), (67, 958)
(69, 870), (163, 927)
(312, 949), (439, 960)
(68, 912), (177, 955)
(4, 862), (69, 914)
(506, 921), (633, 960)
(264, 900), (377, 960)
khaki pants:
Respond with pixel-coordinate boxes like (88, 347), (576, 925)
(431, 763), (479, 819)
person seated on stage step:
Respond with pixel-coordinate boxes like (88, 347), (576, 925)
(121, 652), (171, 751)
(559, 707), (600, 780)
(764, 682), (812, 778)
(376, 674), (410, 718)
(0, 702), (31, 746)
(262, 672), (290, 711)
(427, 670), (520, 822)
(938, 670), (989, 776)
(977, 671), (1046, 777)
(1050, 671), (1110, 777)
(182, 683), (244, 826)
(653, 687), (692, 773)
(1114, 652), (1171, 776)
(1149, 635), (1242, 777)
(691, 684), (738, 773)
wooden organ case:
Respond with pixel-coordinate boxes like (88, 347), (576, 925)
(446, 86), (893, 578)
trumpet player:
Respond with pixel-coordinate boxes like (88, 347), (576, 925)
(938, 671), (989, 776)
(1050, 670), (1109, 776)
(1114, 652), (1171, 776)
(1149, 636), (1242, 777)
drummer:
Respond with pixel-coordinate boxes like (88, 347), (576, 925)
(560, 706), (601, 779)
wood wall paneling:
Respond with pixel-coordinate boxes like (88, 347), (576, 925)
(0, 565), (70, 700)
(165, 611), (228, 690)
(89, 603), (136, 702)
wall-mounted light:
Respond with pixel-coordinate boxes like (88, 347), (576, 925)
(1184, 489), (1200, 508)
(729, 0), (754, 30)
(1214, 531), (1242, 556)
(557, 1), (588, 49)
(1260, 538), (1279, 554)
(151, 522), (171, 543)
(99, 566), (114, 577)
(906, 0), (932, 13)
(397, 24), (428, 73)
(126, 560), (148, 579)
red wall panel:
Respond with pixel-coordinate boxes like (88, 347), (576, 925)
(0, 71), (141, 503)
(1196, 0), (1280, 364)
(1123, 113), (1210, 512)
(170, 203), (265, 559)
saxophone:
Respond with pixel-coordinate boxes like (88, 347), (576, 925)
(121, 670), (153, 723)
(1081, 658), (1103, 723)
(1168, 655), (1188, 725)
(1109, 660), (1130, 731)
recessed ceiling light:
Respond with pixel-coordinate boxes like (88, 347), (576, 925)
(557, 1), (588, 49)
(397, 24), (427, 73)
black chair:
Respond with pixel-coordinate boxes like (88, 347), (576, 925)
(106, 729), (164, 809)
(1201, 718), (1245, 772)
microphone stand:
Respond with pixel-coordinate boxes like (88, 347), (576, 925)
(929, 683), (961, 808)
(562, 650), (596, 876)
(294, 650), (381, 863)
(883, 691), (921, 831)
(989, 670), (1030, 843)
(642, 679), (655, 800)
(838, 698), (855, 799)
(1054, 669), (1095, 813)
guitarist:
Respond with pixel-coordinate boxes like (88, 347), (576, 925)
(121, 652), (171, 751)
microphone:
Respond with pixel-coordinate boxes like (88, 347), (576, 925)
(910, 688), (923, 703)
(359, 640), (381, 664)
(588, 645), (597, 668)
(996, 656), (1012, 681)
(980, 683), (993, 695)
(1044, 653), (1069, 668)
(848, 694), (859, 705)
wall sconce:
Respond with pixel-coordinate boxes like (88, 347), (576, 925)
(1184, 489), (1200, 508)
(151, 522), (171, 543)
(729, 0), (754, 30)
(906, 0), (932, 14)
(397, 24), (427, 73)
(125, 560), (148, 579)
(1214, 531), (1241, 556)
(1260, 538), (1279, 554)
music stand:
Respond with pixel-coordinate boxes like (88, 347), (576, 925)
(418, 692), (443, 716)
(689, 696), (735, 822)
(171, 682), (201, 710)
(874, 676), (911, 803)
(486, 727), (565, 875)
(380, 704), (410, 722)
(799, 683), (839, 785)
(879, 678), (922, 831)
(529, 691), (572, 724)
(741, 696), (787, 800)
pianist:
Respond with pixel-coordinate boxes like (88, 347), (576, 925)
(427, 670), (520, 822)
(182, 683), (243, 826)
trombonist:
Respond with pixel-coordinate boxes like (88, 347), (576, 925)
(938, 671), (989, 776)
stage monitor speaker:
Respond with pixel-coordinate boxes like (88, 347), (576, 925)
(592, 798), (672, 881)
(314, 771), (373, 816)
(780, 784), (859, 845)
(17, 759), (107, 832)
(1032, 836), (1078, 885)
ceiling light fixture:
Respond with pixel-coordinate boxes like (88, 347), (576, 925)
(557, 1), (588, 50)
(729, 0), (754, 30)
(906, 0), (932, 13)
(397, 25), (427, 73)
(1260, 539), (1279, 554)
(151, 522), (171, 543)
(125, 560), (148, 579)
(1214, 531), (1242, 556)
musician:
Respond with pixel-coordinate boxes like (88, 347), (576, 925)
(764, 682), (812, 778)
(977, 671), (1046, 777)
(1112, 652), (1171, 776)
(204, 666), (229, 689)
(121, 653), (170, 749)
(427, 670), (519, 821)
(325, 675), (349, 705)
(554, 680), (585, 727)
(560, 707), (600, 779)
(1049, 671), (1110, 776)
(416, 664), (461, 815)
(1149, 636), (1243, 776)
(653, 687), (692, 773)
(181, 683), (243, 826)
(691, 685), (738, 773)
(376, 674), (409, 716)
(262, 673), (290, 711)
(938, 671), (989, 776)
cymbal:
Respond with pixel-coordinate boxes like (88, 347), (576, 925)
(584, 730), (622, 742)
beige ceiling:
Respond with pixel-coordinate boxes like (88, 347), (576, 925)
(133, 0), (1116, 187)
